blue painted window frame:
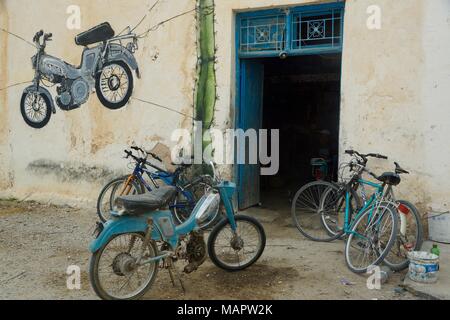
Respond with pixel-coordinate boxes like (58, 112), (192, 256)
(237, 2), (345, 58)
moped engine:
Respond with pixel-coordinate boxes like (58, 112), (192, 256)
(183, 232), (207, 274)
(56, 78), (90, 111)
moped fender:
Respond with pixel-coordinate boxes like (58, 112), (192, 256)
(89, 216), (149, 253)
(107, 44), (140, 79)
(89, 211), (178, 253)
(23, 85), (56, 114)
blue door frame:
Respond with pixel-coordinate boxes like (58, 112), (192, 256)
(235, 2), (345, 210)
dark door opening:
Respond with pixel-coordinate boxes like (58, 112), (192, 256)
(260, 53), (342, 206)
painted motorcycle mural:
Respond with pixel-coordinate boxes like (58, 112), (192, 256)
(21, 22), (140, 129)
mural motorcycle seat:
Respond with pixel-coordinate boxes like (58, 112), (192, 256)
(75, 22), (115, 46)
(115, 186), (177, 216)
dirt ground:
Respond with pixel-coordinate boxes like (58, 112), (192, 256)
(0, 198), (421, 300)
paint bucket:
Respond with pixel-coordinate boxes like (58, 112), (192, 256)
(428, 211), (450, 244)
(407, 251), (440, 284)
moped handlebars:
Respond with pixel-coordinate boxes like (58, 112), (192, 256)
(33, 30), (52, 48)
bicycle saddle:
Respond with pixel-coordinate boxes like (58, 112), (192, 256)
(377, 172), (401, 186)
(115, 186), (177, 215)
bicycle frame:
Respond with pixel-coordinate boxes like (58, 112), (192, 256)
(123, 161), (196, 212)
(343, 178), (386, 235)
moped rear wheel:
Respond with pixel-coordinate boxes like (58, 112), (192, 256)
(89, 233), (159, 300)
(20, 91), (52, 129)
(207, 215), (266, 271)
(96, 61), (133, 110)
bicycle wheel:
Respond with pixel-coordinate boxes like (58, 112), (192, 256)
(320, 185), (361, 239)
(291, 181), (342, 242)
(383, 200), (423, 271)
(97, 176), (143, 222)
(171, 181), (212, 225)
(345, 202), (398, 274)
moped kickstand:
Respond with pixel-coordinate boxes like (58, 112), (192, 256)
(166, 257), (186, 293)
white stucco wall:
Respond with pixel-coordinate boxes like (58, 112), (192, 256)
(1, 0), (449, 211)
(340, 0), (450, 212)
(421, 0), (450, 213)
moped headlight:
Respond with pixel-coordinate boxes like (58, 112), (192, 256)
(194, 192), (220, 224)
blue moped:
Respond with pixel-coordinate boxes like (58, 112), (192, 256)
(89, 163), (266, 300)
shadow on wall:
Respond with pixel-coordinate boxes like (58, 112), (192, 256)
(26, 159), (119, 184)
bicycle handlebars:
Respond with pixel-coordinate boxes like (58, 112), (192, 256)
(131, 146), (163, 163)
(345, 150), (388, 161)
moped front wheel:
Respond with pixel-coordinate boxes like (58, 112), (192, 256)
(89, 233), (159, 300)
(96, 61), (134, 110)
(20, 91), (52, 129)
(207, 215), (266, 271)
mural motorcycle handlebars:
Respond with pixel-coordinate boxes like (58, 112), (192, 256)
(21, 23), (140, 129)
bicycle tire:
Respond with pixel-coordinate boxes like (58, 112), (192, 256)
(291, 181), (342, 242)
(345, 202), (398, 274)
(96, 176), (143, 222)
(383, 200), (423, 271)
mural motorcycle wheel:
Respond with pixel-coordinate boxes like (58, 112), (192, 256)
(95, 60), (134, 110)
(20, 91), (52, 129)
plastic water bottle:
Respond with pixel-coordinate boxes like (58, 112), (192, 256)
(431, 244), (441, 257)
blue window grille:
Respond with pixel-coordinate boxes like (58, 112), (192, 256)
(240, 14), (286, 53)
(237, 3), (344, 58)
(292, 9), (343, 50)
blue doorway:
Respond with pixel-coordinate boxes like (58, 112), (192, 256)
(236, 3), (345, 210)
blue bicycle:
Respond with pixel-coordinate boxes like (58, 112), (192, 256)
(97, 147), (212, 225)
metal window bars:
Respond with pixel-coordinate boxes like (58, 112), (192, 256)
(238, 6), (343, 56)
(240, 14), (286, 53)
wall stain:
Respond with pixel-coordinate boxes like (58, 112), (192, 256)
(27, 159), (116, 184)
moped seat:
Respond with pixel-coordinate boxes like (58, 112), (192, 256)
(377, 172), (401, 186)
(116, 186), (177, 215)
(75, 22), (115, 46)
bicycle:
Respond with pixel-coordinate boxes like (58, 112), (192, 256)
(97, 147), (212, 225)
(318, 152), (423, 271)
(293, 151), (400, 273)
(292, 150), (423, 272)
